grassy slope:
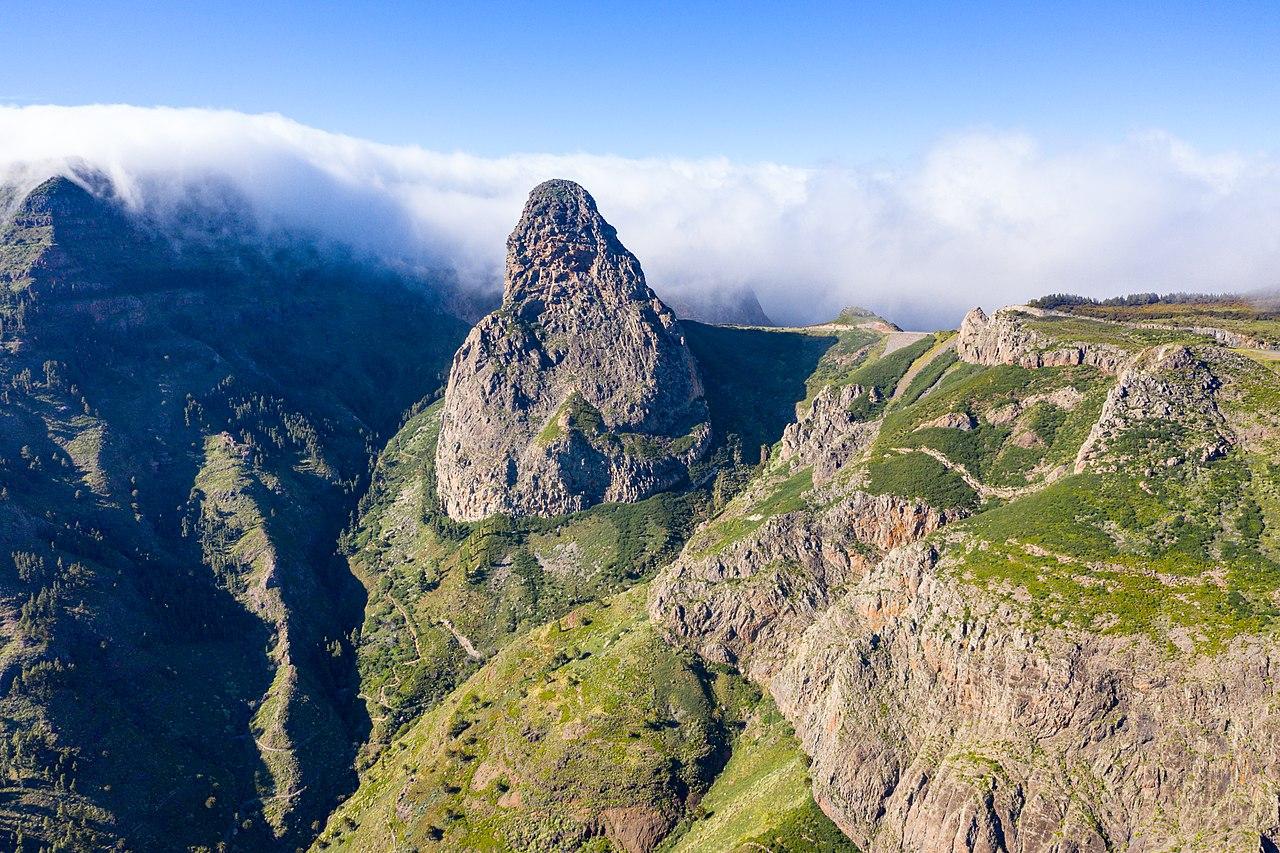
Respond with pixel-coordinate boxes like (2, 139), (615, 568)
(941, 348), (1280, 651)
(320, 303), (1280, 852)
(347, 318), (868, 753)
(320, 585), (722, 851)
(865, 362), (1111, 507)
(1021, 312), (1213, 350)
(661, 697), (858, 853)
(322, 585), (848, 853)
(679, 306), (1280, 657)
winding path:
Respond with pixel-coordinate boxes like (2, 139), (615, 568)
(893, 445), (1068, 500)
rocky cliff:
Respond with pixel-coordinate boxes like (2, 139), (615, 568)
(768, 542), (1280, 852)
(435, 179), (710, 521)
(957, 306), (1129, 373)
(652, 304), (1280, 851)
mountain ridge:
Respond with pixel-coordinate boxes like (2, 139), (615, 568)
(5, 171), (1280, 852)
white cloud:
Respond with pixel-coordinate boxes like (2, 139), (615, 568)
(2, 104), (1278, 328)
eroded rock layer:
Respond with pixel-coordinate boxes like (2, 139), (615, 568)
(652, 305), (1280, 852)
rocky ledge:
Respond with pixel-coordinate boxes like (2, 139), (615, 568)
(957, 306), (1128, 373)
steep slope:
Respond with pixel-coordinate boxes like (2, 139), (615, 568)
(319, 314), (863, 850)
(319, 585), (726, 851)
(318, 585), (852, 853)
(435, 179), (711, 522)
(0, 175), (469, 851)
(652, 305), (1280, 850)
(343, 400), (701, 752)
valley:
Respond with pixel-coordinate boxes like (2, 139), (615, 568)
(3, 173), (1280, 852)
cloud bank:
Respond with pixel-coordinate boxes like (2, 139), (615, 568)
(2, 104), (1279, 328)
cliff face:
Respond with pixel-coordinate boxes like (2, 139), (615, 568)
(435, 180), (710, 521)
(769, 543), (1280, 852)
(957, 306), (1129, 373)
(649, 490), (954, 684)
(651, 304), (1280, 851)
(779, 383), (881, 483)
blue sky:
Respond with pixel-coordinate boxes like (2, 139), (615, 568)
(2, 1), (1278, 163)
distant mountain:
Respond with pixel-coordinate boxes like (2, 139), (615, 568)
(661, 284), (774, 326)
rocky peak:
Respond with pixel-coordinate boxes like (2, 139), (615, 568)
(506, 178), (647, 311)
(434, 180), (711, 522)
(2, 174), (167, 298)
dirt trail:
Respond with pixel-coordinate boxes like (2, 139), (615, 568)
(892, 336), (956, 399)
(441, 618), (485, 660)
(893, 445), (1068, 500)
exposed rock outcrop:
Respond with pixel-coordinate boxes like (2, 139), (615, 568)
(987, 387), (1084, 425)
(917, 411), (975, 432)
(780, 383), (881, 482)
(650, 490), (955, 685)
(766, 543), (1280, 852)
(1074, 344), (1232, 474)
(656, 501), (1280, 852)
(957, 306), (1127, 373)
(434, 179), (711, 521)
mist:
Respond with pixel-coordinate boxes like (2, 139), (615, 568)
(3, 104), (1279, 329)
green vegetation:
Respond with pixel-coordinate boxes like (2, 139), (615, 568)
(832, 305), (881, 325)
(321, 587), (852, 852)
(836, 335), (937, 420)
(14, 176), (1280, 853)
(1021, 312), (1211, 351)
(948, 456), (1280, 650)
(867, 452), (977, 510)
(536, 391), (605, 445)
(0, 178), (472, 852)
(319, 586), (724, 850)
(797, 331), (931, 421)
(691, 466), (815, 555)
(861, 363), (1110, 500)
(662, 696), (858, 853)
